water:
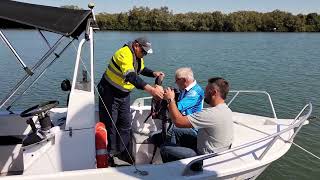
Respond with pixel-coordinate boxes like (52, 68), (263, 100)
(0, 30), (319, 179)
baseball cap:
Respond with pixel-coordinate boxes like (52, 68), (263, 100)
(135, 37), (153, 54)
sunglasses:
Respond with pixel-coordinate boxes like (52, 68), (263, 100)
(139, 44), (148, 56)
(175, 77), (184, 82)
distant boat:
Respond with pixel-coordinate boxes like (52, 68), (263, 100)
(0, 1), (313, 179)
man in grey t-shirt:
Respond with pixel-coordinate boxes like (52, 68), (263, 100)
(160, 77), (233, 162)
(188, 103), (233, 154)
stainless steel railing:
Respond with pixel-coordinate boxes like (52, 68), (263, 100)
(182, 102), (312, 176)
(228, 90), (278, 119)
(131, 92), (312, 176)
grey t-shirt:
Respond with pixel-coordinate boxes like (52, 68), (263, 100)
(187, 103), (233, 154)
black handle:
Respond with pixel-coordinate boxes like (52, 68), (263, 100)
(26, 118), (37, 133)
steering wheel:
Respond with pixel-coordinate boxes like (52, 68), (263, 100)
(20, 101), (59, 118)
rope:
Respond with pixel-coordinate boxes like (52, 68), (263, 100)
(291, 116), (320, 160)
(71, 41), (320, 174)
(234, 118), (320, 161)
(292, 142), (320, 160)
(290, 116), (320, 160)
(71, 43), (145, 173)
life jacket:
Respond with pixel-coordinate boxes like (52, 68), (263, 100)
(104, 42), (145, 92)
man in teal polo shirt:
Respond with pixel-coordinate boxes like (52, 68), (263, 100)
(168, 67), (204, 145)
(152, 67), (204, 147)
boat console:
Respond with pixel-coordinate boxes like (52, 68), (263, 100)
(19, 101), (58, 146)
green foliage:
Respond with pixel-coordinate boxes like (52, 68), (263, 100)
(95, 7), (320, 32)
(2, 5), (320, 32)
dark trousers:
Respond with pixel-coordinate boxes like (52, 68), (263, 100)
(98, 77), (131, 155)
(168, 126), (198, 146)
(160, 128), (198, 163)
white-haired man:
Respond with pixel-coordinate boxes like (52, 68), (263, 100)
(168, 67), (204, 145)
(152, 67), (204, 148)
(174, 67), (204, 116)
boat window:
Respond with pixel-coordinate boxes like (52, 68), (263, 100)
(74, 68), (91, 92)
(73, 42), (92, 92)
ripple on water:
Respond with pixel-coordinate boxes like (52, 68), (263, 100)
(1, 31), (320, 179)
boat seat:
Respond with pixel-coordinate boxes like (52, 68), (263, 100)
(133, 132), (150, 144)
(232, 122), (284, 147)
(0, 135), (24, 145)
(0, 144), (24, 175)
(132, 130), (161, 144)
(132, 130), (163, 165)
(0, 114), (25, 175)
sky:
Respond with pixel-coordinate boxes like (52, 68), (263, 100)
(16, 0), (320, 15)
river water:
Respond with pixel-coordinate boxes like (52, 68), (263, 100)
(0, 30), (319, 179)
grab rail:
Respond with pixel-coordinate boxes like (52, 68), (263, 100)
(182, 102), (312, 176)
(71, 38), (86, 90)
(227, 90), (278, 119)
(133, 91), (277, 118)
(131, 97), (152, 107)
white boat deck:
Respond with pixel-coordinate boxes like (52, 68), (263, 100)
(1, 111), (294, 180)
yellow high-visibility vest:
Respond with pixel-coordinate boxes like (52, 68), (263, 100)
(105, 44), (145, 92)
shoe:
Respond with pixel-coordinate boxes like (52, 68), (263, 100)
(115, 151), (133, 165)
(190, 160), (203, 172)
(108, 155), (116, 167)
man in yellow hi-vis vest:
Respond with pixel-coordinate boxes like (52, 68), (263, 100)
(98, 37), (164, 163)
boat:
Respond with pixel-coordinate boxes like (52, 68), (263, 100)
(0, 1), (313, 179)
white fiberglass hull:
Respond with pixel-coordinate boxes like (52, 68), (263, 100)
(0, 109), (293, 180)
(0, 161), (269, 180)
(0, 94), (311, 180)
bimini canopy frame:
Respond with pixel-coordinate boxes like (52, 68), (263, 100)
(0, 0), (96, 111)
(0, 0), (92, 37)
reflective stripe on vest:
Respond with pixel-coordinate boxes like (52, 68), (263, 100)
(104, 73), (130, 92)
(104, 44), (145, 92)
(108, 64), (124, 78)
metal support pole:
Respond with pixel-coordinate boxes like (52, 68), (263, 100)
(89, 26), (94, 92)
(182, 103), (312, 176)
(0, 30), (33, 75)
(38, 29), (52, 48)
(31, 35), (65, 71)
(6, 38), (75, 110)
(227, 91), (239, 106)
(258, 136), (279, 160)
(0, 36), (66, 109)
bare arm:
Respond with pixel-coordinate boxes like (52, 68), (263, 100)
(164, 87), (193, 128)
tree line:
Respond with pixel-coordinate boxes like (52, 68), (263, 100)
(1, 5), (320, 32)
(96, 6), (320, 32)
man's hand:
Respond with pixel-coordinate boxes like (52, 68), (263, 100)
(153, 71), (165, 77)
(151, 85), (164, 100)
(144, 84), (164, 100)
(164, 87), (175, 101)
(164, 87), (192, 128)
